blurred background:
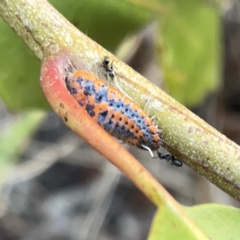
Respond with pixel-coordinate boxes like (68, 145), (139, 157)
(0, 0), (240, 239)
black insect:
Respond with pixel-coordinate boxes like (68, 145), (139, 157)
(157, 151), (183, 167)
(102, 56), (115, 80)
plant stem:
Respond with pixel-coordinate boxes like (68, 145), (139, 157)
(1, 0), (240, 202)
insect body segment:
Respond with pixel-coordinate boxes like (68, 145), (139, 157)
(66, 71), (160, 151)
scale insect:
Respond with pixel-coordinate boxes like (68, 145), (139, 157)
(65, 70), (160, 150)
(65, 63), (183, 167)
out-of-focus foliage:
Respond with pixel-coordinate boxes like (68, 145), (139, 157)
(0, 0), (220, 110)
(0, 22), (47, 109)
(50, 0), (154, 51)
(185, 204), (240, 240)
(148, 203), (204, 240)
(0, 0), (153, 110)
(157, 0), (220, 106)
(148, 203), (240, 240)
(0, 111), (45, 182)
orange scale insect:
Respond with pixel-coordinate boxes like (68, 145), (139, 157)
(65, 70), (161, 152)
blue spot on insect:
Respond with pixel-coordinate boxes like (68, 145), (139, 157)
(84, 81), (95, 96)
(94, 87), (108, 103)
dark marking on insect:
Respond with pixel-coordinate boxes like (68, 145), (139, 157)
(98, 110), (108, 123)
(86, 103), (95, 117)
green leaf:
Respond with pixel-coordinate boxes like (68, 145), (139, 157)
(0, 0), (154, 110)
(0, 0), (221, 110)
(157, 0), (221, 107)
(148, 205), (208, 240)
(0, 111), (45, 182)
(185, 204), (240, 240)
(0, 20), (49, 110)
(148, 203), (240, 240)
(50, 0), (154, 51)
